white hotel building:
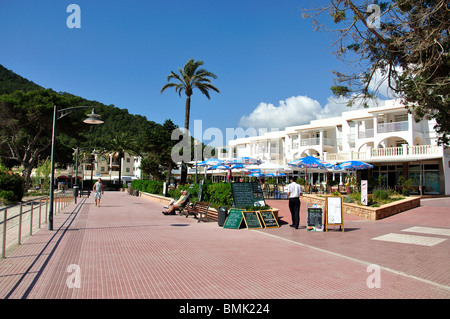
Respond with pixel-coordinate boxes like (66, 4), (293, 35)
(217, 100), (450, 196)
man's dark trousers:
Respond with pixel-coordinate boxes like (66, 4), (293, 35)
(289, 197), (300, 229)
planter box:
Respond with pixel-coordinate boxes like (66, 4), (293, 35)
(139, 191), (171, 205)
(301, 194), (420, 220)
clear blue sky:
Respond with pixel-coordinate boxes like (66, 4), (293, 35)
(1, 0), (376, 146)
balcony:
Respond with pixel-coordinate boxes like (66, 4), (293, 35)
(371, 145), (442, 158)
(325, 145), (443, 163)
(358, 129), (374, 139)
(300, 137), (319, 146)
(377, 121), (408, 133)
(299, 137), (333, 147)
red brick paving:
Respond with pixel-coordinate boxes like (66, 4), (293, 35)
(1, 192), (449, 299)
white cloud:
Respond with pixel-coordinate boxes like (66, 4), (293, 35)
(239, 95), (374, 129)
(368, 67), (402, 99)
(238, 94), (386, 130)
(238, 95), (322, 129)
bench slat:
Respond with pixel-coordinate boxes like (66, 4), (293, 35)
(184, 202), (213, 223)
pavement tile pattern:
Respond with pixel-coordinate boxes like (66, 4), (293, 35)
(1, 192), (449, 299)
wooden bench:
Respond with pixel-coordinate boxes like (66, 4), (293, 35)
(184, 202), (214, 223)
(79, 189), (91, 197)
(174, 199), (191, 216)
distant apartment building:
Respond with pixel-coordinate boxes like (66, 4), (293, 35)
(217, 100), (450, 195)
(56, 152), (141, 186)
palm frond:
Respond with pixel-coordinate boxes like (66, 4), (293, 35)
(195, 69), (218, 79)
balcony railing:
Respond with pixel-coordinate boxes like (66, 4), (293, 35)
(298, 137), (333, 147)
(371, 147), (403, 157)
(326, 145), (442, 163)
(358, 129), (374, 139)
(300, 137), (319, 146)
(378, 121), (408, 133)
(372, 145), (442, 158)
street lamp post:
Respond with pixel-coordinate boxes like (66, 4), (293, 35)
(48, 106), (104, 230)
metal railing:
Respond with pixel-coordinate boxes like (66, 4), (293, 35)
(1, 191), (73, 258)
(377, 120), (408, 133)
(326, 145), (443, 163)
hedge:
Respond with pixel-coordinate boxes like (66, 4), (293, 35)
(131, 180), (164, 195)
(0, 172), (25, 204)
(131, 180), (234, 208)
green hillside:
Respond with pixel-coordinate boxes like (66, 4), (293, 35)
(0, 64), (43, 95)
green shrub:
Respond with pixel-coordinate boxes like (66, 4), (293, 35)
(0, 190), (16, 204)
(373, 189), (389, 201)
(205, 183), (233, 207)
(168, 187), (181, 199)
(350, 191), (361, 202)
(331, 190), (341, 197)
(0, 172), (25, 203)
(343, 196), (354, 203)
(398, 175), (414, 195)
(131, 180), (163, 195)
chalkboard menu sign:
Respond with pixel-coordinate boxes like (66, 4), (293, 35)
(242, 211), (263, 229)
(231, 182), (266, 208)
(223, 208), (244, 229)
(259, 210), (279, 228)
(306, 204), (324, 232)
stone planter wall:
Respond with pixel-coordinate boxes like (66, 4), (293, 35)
(302, 194), (421, 220)
(139, 192), (171, 205)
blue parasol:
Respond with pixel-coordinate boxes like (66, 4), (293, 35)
(265, 172), (286, 177)
(288, 156), (332, 169)
(248, 172), (265, 178)
(207, 165), (231, 170)
(196, 158), (224, 166)
(334, 161), (373, 171)
(224, 157), (262, 165)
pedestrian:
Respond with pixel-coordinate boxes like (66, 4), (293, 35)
(93, 178), (104, 207)
(287, 177), (303, 229)
(162, 190), (190, 215)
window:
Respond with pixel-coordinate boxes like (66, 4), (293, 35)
(395, 114), (408, 122)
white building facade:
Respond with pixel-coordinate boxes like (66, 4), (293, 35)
(217, 100), (450, 195)
(56, 152), (141, 186)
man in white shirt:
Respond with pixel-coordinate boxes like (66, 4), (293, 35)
(287, 178), (303, 229)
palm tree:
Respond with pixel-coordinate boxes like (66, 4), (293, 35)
(160, 58), (220, 132)
(107, 132), (138, 186)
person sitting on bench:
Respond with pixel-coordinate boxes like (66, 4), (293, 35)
(162, 190), (190, 215)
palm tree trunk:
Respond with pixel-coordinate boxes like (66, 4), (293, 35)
(181, 94), (191, 184)
(184, 95), (191, 131)
(165, 161), (173, 196)
(118, 159), (122, 187)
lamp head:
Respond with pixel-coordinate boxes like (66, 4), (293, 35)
(83, 109), (104, 124)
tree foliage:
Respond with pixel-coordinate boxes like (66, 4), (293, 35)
(140, 119), (180, 182)
(0, 65), (177, 189)
(161, 58), (220, 131)
(0, 89), (86, 188)
(0, 65), (42, 95)
(303, 0), (450, 145)
(105, 131), (139, 185)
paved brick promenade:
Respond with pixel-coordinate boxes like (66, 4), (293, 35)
(1, 191), (449, 302)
